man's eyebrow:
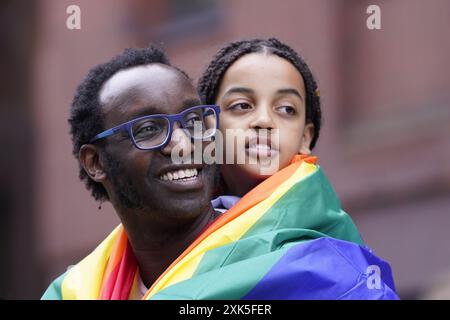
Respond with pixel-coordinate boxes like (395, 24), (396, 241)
(126, 105), (161, 121)
(276, 88), (304, 101)
(223, 87), (255, 98)
(125, 98), (201, 121)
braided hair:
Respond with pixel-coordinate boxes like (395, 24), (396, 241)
(198, 38), (321, 149)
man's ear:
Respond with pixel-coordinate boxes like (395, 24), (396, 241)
(79, 144), (107, 183)
(299, 123), (315, 155)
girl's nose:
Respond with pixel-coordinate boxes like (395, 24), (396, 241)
(248, 105), (275, 130)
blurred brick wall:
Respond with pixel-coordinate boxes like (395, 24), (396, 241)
(4, 0), (446, 298)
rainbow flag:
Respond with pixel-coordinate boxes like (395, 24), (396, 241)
(42, 155), (398, 300)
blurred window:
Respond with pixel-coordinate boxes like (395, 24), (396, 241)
(129, 0), (222, 44)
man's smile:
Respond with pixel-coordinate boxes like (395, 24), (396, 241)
(159, 168), (199, 181)
(156, 164), (204, 192)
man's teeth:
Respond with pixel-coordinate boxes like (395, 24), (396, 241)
(160, 168), (199, 181)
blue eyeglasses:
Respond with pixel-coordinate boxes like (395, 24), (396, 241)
(90, 105), (220, 150)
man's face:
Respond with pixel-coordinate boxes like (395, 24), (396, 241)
(98, 64), (216, 221)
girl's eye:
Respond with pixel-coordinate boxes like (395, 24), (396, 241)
(277, 105), (297, 115)
(229, 102), (252, 111)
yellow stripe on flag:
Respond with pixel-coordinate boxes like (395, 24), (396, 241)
(61, 225), (122, 299)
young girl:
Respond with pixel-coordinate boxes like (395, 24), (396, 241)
(199, 38), (320, 197)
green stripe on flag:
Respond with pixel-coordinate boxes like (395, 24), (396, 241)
(151, 248), (288, 299)
(152, 167), (363, 299)
(41, 272), (66, 300)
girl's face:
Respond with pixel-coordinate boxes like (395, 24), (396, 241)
(215, 53), (314, 195)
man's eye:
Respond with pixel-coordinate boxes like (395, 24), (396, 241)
(277, 105), (296, 115)
(134, 122), (162, 139)
(229, 102), (252, 111)
(184, 113), (202, 127)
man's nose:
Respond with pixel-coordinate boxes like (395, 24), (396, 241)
(160, 122), (195, 158)
(248, 105), (275, 130)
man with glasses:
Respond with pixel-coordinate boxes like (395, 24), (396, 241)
(42, 46), (220, 299)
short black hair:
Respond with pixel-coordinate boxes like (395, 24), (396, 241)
(69, 45), (187, 201)
(198, 37), (321, 149)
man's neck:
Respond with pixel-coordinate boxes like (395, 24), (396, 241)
(120, 205), (218, 289)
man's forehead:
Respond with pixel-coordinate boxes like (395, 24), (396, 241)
(99, 63), (190, 107)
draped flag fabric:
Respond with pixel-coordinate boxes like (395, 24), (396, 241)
(42, 155), (399, 300)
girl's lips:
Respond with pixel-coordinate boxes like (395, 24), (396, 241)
(244, 134), (279, 160)
(245, 145), (279, 158)
(246, 136), (274, 149)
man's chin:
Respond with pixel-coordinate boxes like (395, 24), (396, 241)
(143, 178), (213, 221)
(154, 197), (210, 221)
